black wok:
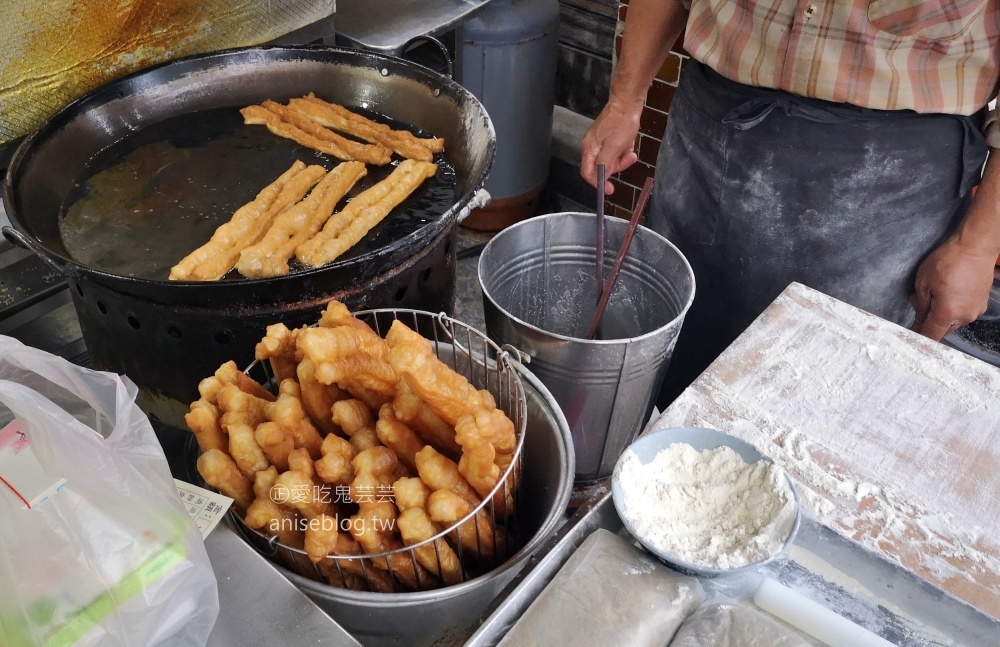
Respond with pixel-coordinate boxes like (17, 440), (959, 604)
(2, 46), (495, 424)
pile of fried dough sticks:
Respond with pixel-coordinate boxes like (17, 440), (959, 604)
(170, 94), (444, 281)
(191, 301), (519, 592)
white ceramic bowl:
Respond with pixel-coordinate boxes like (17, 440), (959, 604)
(611, 426), (801, 577)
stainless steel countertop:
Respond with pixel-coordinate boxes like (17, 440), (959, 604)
(204, 523), (362, 646)
(466, 492), (1000, 647)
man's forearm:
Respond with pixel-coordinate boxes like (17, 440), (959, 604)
(954, 150), (1000, 257)
(610, 0), (689, 107)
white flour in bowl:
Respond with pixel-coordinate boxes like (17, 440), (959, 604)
(617, 443), (797, 569)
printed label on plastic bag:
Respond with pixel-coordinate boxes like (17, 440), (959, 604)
(0, 420), (67, 508)
(174, 479), (233, 538)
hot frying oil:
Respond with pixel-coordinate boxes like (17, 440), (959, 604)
(59, 105), (457, 280)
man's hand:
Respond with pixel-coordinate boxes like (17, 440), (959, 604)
(578, 0), (688, 195)
(580, 97), (643, 195)
(910, 238), (996, 340)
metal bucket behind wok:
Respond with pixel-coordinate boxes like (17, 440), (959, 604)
(2, 46), (495, 426)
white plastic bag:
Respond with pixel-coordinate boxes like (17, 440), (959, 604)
(0, 336), (219, 647)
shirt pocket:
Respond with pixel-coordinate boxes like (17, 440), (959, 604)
(867, 0), (988, 41)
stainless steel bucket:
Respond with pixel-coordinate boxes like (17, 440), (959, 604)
(478, 212), (695, 481)
(276, 363), (574, 646)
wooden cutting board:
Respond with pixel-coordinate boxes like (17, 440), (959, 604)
(653, 282), (1000, 620)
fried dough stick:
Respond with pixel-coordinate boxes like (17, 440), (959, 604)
(296, 326), (397, 399)
(393, 379), (461, 460)
(289, 94), (444, 162)
(457, 439), (516, 517)
(427, 489), (507, 560)
(237, 161), (367, 278)
(333, 399), (381, 453)
(172, 162), (327, 281)
(376, 404), (425, 473)
(315, 433), (355, 485)
(394, 473), (457, 584)
(217, 384), (272, 430)
(398, 507), (464, 586)
(273, 468), (334, 520)
(305, 515), (395, 592)
(318, 300), (378, 336)
(415, 446), (480, 507)
(265, 379), (325, 459)
(214, 360), (276, 402)
(254, 422), (295, 471)
(241, 103), (392, 165)
(255, 323), (301, 383)
(386, 320), (494, 425)
(245, 466), (303, 548)
(393, 477), (432, 511)
(350, 502), (435, 590)
(297, 359), (345, 437)
(455, 408), (517, 470)
(296, 160), (438, 268)
(185, 400), (226, 453)
(197, 449), (254, 512)
(170, 161), (303, 280)
(227, 421), (270, 479)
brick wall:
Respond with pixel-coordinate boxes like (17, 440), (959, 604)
(556, 0), (617, 119)
(605, 0), (689, 220)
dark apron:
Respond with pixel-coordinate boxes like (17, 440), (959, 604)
(651, 60), (988, 403)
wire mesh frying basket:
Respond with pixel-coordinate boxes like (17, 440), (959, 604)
(230, 309), (528, 593)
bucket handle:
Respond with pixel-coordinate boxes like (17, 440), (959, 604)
(500, 344), (531, 365)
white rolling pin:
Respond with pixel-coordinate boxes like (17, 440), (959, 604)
(754, 578), (896, 647)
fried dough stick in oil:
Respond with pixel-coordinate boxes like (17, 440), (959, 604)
(172, 162), (327, 281)
(241, 103), (392, 166)
(170, 161), (303, 280)
(237, 161), (367, 278)
(289, 94), (444, 162)
(296, 160), (437, 268)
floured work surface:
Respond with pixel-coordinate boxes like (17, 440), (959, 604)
(655, 283), (1000, 620)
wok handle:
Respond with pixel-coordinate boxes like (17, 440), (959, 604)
(1, 226), (71, 275)
(456, 188), (492, 224)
